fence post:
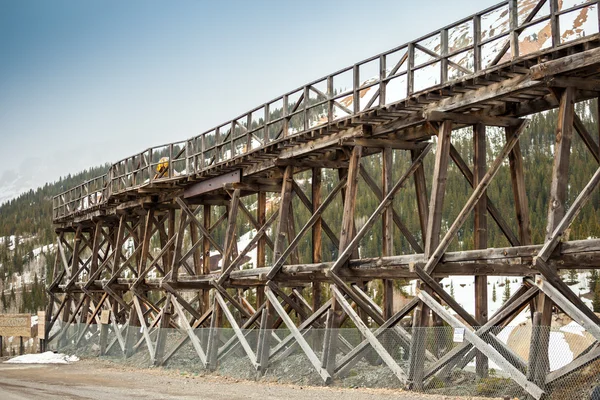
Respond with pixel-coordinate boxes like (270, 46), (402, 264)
(19, 336), (24, 355)
(0, 335), (3, 357)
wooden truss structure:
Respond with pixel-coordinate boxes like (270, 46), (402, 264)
(48, 2), (600, 398)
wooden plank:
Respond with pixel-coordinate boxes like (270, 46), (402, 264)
(539, 165), (600, 262)
(423, 119), (528, 274)
(183, 170), (241, 198)
(473, 122), (488, 378)
(312, 168), (322, 312)
(171, 296), (208, 364)
(359, 164), (423, 253)
(267, 178), (346, 280)
(335, 298), (418, 376)
(424, 285), (538, 380)
(273, 166), (294, 262)
(546, 345), (600, 384)
(574, 114), (600, 163)
(218, 208), (279, 284)
(534, 275), (600, 342)
(382, 147), (394, 319)
(215, 292), (258, 367)
(418, 290), (544, 400)
(330, 144), (432, 274)
(205, 299), (222, 370)
(332, 286), (408, 384)
(426, 111), (522, 127)
(265, 286), (332, 383)
(425, 120), (452, 256)
(545, 87), (575, 243)
(338, 146), (362, 255)
(506, 125), (532, 245)
(222, 189), (241, 268)
(176, 198), (224, 255)
(530, 47), (600, 80)
(449, 143), (520, 246)
(132, 295), (155, 361)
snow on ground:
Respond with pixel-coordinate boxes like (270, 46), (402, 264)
(4, 351), (79, 364)
(424, 271), (595, 373)
(0, 235), (17, 251)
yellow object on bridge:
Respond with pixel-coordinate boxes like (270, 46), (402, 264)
(156, 157), (170, 174)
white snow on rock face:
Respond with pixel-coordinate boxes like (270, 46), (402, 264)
(4, 351), (79, 364)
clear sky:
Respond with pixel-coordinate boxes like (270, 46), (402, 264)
(0, 0), (500, 201)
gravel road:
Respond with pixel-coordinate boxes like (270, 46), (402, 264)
(0, 358), (496, 400)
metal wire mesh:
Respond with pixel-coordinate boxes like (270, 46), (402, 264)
(44, 322), (600, 399)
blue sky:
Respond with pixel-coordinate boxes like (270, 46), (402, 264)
(0, 0), (500, 201)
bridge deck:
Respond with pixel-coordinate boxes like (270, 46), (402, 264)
(53, 0), (600, 225)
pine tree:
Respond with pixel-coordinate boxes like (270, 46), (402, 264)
(593, 284), (600, 313)
(492, 283), (497, 303)
(450, 280), (455, 298)
(566, 269), (578, 285)
(502, 279), (511, 303)
(589, 270), (599, 293)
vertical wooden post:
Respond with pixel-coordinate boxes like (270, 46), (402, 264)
(535, 86), (575, 387)
(19, 336), (23, 355)
(190, 223), (202, 274)
(382, 147), (394, 319)
(507, 126), (532, 245)
(124, 298), (140, 358)
(473, 123), (488, 378)
(546, 87), (575, 243)
(154, 294), (172, 365)
(257, 192), (266, 309)
(339, 146), (362, 255)
(257, 298), (273, 372)
(139, 209), (154, 276)
(527, 311), (549, 391)
(312, 168), (322, 312)
(287, 200), (300, 265)
(412, 147), (429, 245)
(206, 300), (222, 370)
(202, 205), (211, 313)
(59, 294), (72, 350)
(409, 120), (452, 390)
(274, 166), (294, 261)
(167, 209), (176, 270)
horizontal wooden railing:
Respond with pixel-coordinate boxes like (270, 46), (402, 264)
(52, 0), (600, 221)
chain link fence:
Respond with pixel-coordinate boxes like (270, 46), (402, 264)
(46, 322), (600, 399)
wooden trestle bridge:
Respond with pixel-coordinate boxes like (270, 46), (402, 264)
(48, 1), (600, 398)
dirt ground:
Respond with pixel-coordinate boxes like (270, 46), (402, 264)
(0, 358), (500, 400)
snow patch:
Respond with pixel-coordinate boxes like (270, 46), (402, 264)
(5, 351), (79, 364)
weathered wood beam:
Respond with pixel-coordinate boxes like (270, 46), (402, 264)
(215, 292), (258, 368)
(423, 119), (528, 274)
(330, 144), (432, 274)
(573, 114), (600, 163)
(530, 47), (600, 80)
(359, 164), (423, 253)
(267, 178), (346, 280)
(473, 123), (488, 378)
(425, 111), (523, 127)
(449, 143), (520, 246)
(418, 290), (544, 400)
(312, 168), (322, 313)
(382, 147), (394, 319)
(332, 286), (408, 384)
(340, 138), (428, 150)
(272, 166), (294, 263)
(265, 286), (332, 383)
